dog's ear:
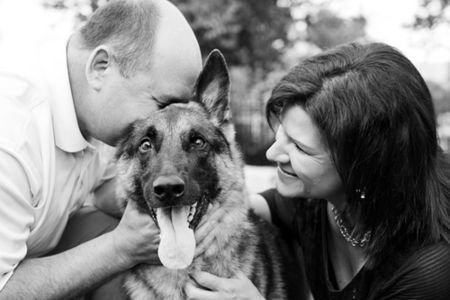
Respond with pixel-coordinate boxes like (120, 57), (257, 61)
(193, 49), (231, 126)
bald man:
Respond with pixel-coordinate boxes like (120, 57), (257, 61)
(0, 0), (202, 298)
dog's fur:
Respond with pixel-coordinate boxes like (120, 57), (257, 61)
(115, 50), (291, 300)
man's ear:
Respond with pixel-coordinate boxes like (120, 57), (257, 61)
(85, 45), (112, 91)
(193, 49), (231, 126)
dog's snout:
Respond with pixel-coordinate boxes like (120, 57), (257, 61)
(153, 175), (185, 201)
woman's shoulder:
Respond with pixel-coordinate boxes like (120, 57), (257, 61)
(259, 189), (326, 239)
(402, 242), (450, 272)
(412, 241), (450, 258)
(402, 242), (450, 277)
(372, 242), (450, 299)
(260, 189), (325, 222)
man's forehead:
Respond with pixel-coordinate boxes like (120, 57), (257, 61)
(146, 47), (200, 101)
(146, 42), (201, 105)
(135, 103), (208, 134)
(148, 78), (194, 106)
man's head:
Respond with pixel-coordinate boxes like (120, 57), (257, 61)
(68, 0), (202, 146)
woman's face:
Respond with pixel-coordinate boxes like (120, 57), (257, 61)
(266, 105), (344, 202)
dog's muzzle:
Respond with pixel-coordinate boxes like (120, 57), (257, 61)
(153, 175), (185, 204)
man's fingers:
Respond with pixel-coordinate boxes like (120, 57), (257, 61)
(122, 199), (139, 216)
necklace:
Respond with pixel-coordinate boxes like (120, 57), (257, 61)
(331, 206), (371, 248)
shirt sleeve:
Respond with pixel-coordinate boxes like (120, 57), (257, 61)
(374, 243), (450, 300)
(0, 148), (34, 291)
(83, 141), (117, 206)
(92, 141), (117, 188)
(259, 188), (299, 238)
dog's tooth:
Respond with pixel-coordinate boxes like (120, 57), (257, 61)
(187, 212), (194, 223)
(186, 202), (198, 224)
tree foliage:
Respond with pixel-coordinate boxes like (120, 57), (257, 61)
(413, 0), (450, 28)
(170, 0), (291, 72)
(306, 9), (366, 50)
(42, 0), (102, 22)
(428, 81), (450, 114)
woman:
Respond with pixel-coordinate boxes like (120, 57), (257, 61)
(185, 42), (450, 300)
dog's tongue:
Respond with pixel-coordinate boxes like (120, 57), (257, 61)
(157, 206), (195, 269)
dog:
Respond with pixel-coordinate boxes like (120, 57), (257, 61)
(114, 50), (296, 300)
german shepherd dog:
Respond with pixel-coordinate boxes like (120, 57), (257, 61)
(114, 50), (294, 299)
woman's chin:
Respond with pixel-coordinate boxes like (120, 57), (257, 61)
(275, 179), (305, 198)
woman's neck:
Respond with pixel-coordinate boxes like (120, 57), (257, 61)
(326, 201), (368, 289)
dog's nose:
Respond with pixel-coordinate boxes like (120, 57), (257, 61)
(153, 175), (185, 201)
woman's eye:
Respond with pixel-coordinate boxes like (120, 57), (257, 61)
(294, 143), (306, 153)
(139, 139), (152, 153)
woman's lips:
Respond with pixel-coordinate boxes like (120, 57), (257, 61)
(277, 165), (297, 178)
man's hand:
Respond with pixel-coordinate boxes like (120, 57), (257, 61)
(111, 200), (161, 266)
(184, 271), (265, 300)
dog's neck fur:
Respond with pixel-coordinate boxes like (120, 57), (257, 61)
(192, 141), (252, 276)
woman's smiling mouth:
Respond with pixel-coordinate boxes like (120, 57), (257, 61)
(278, 165), (297, 177)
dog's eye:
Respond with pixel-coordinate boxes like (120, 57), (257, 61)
(139, 138), (152, 153)
(191, 137), (206, 148)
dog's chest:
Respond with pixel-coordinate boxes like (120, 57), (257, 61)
(124, 256), (237, 300)
(124, 266), (188, 300)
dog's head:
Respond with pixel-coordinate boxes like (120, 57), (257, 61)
(115, 50), (244, 269)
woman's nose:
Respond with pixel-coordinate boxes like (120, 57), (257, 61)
(266, 139), (290, 163)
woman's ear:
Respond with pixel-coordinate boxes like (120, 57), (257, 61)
(85, 45), (112, 91)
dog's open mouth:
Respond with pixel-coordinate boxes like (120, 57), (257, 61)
(148, 196), (208, 230)
(148, 197), (208, 270)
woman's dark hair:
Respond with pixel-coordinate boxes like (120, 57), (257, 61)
(266, 42), (450, 266)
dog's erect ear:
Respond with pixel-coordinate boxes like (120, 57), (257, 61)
(193, 49), (231, 125)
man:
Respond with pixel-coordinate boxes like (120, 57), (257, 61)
(0, 0), (202, 298)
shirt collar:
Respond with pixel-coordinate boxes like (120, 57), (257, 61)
(39, 33), (89, 153)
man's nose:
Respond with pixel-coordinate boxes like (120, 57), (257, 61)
(266, 139), (290, 163)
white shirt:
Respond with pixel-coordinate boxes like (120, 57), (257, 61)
(0, 35), (115, 290)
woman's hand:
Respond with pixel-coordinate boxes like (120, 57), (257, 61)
(185, 271), (265, 300)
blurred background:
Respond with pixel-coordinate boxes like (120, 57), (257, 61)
(1, 0), (449, 193)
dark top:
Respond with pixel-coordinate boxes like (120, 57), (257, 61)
(261, 189), (450, 300)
